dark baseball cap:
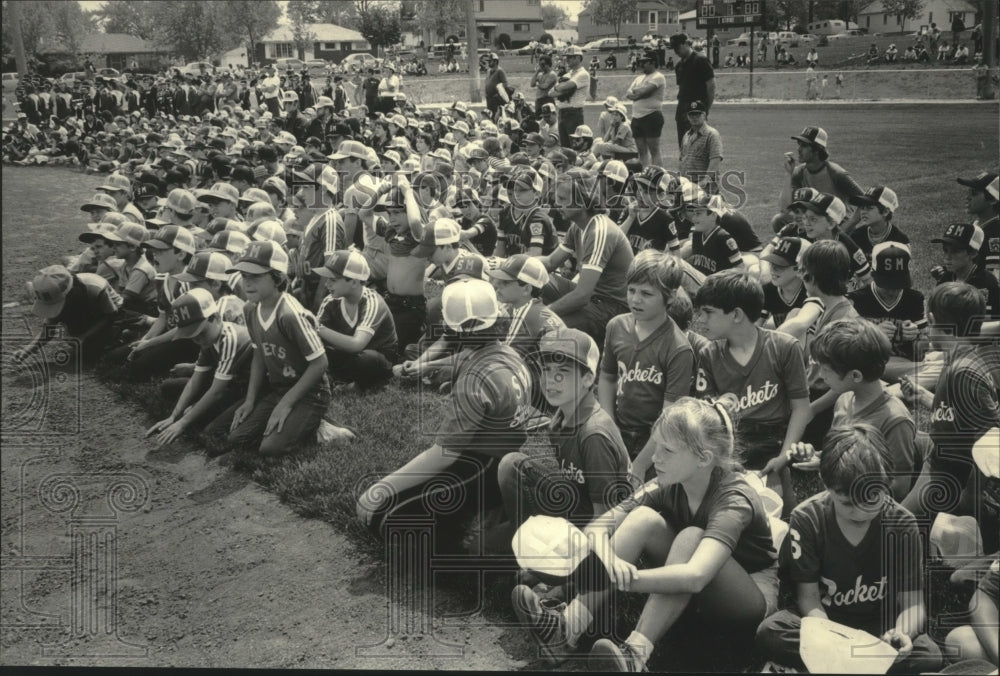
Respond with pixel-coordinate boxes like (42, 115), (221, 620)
(763, 237), (810, 267)
(932, 222), (985, 252)
(871, 242), (912, 290)
(957, 171), (999, 199)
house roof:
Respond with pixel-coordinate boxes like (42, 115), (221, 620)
(262, 23), (366, 44)
(859, 0), (974, 15)
(40, 32), (169, 54)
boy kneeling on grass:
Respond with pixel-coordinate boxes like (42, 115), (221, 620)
(755, 424), (943, 675)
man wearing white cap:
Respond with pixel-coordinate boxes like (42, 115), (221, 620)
(260, 64), (282, 117)
(377, 62), (401, 115)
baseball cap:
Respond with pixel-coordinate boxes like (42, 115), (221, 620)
(632, 166), (676, 195)
(198, 182), (240, 205)
(281, 90), (299, 104)
(684, 192), (728, 216)
(97, 173), (132, 195)
(78, 221), (120, 244)
(685, 100), (707, 115)
(28, 265), (74, 319)
(449, 255), (487, 281)
(538, 328), (600, 375)
(569, 125), (593, 139)
(102, 222), (151, 248)
(791, 192), (846, 224)
(788, 187), (821, 210)
(143, 224), (197, 254)
(599, 159), (629, 185)
(173, 251), (233, 283)
(467, 146), (489, 161)
(227, 240), (289, 274)
(239, 187), (272, 207)
(451, 120), (470, 135)
(610, 102), (628, 118)
(314, 249), (371, 281)
(603, 96), (620, 109)
(522, 132), (545, 147)
(327, 139), (369, 161)
(252, 219), (289, 246)
(870, 242), (912, 290)
(207, 229), (250, 256)
(170, 288), (219, 340)
(454, 188), (481, 207)
(135, 183), (160, 201)
(510, 168), (544, 193)
(165, 188), (198, 215)
(564, 45), (584, 57)
(957, 171), (999, 192)
(315, 95), (334, 109)
(80, 192), (119, 213)
(373, 189), (406, 211)
(790, 126), (828, 150)
(932, 222), (985, 252)
(413, 218), (462, 258)
(486, 253), (550, 289)
(428, 147), (452, 163)
(669, 33), (689, 50)
(538, 103), (557, 116)
(441, 278), (500, 333)
(849, 186), (899, 213)
(762, 237), (811, 267)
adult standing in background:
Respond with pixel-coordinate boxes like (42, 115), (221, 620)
(484, 52), (511, 120)
(529, 54), (557, 112)
(259, 64), (281, 117)
(551, 46), (590, 149)
(670, 33), (714, 149)
(625, 50), (667, 168)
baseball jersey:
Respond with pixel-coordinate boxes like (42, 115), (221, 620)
(559, 214), (634, 304)
(156, 274), (190, 329)
(316, 286), (398, 359)
(846, 284), (926, 360)
(761, 281), (808, 328)
(497, 205), (559, 257)
(113, 256), (158, 306)
(342, 173), (378, 248)
(783, 492), (922, 637)
(504, 298), (565, 360)
(789, 160), (864, 205)
(689, 225), (742, 276)
(434, 342), (531, 456)
(543, 394), (632, 525)
(849, 223), (910, 257)
(299, 208), (347, 280)
(627, 207), (681, 255)
(696, 328), (809, 424)
(52, 273), (123, 335)
(771, 227), (871, 279)
(976, 214), (1000, 280)
(929, 344), (1000, 488)
(832, 390), (919, 479)
(936, 265), (1000, 319)
(429, 249), (487, 283)
(193, 321), (252, 382)
(601, 313), (694, 438)
(619, 466), (776, 573)
(244, 292), (327, 388)
(459, 213), (499, 257)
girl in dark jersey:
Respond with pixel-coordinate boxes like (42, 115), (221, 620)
(512, 395), (779, 671)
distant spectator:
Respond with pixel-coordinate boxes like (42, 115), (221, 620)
(938, 40), (950, 61)
(951, 13), (965, 44)
(867, 43), (880, 65)
(953, 43), (970, 65)
(885, 44), (898, 63)
(806, 48), (818, 68)
(916, 43), (930, 62)
(903, 45), (917, 61)
(972, 23), (983, 55)
(724, 52), (735, 68)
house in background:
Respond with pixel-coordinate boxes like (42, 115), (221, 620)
(577, 0), (687, 43)
(857, 0), (976, 34)
(406, 0), (544, 49)
(255, 23), (370, 64)
(38, 33), (171, 71)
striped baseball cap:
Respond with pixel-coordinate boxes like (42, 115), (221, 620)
(791, 192), (847, 224)
(486, 253), (549, 289)
(207, 230), (250, 257)
(173, 251), (233, 283)
(314, 249), (370, 281)
(538, 328), (599, 375)
(102, 222), (151, 248)
(170, 288), (218, 339)
(849, 186), (899, 213)
(441, 278), (500, 333)
(227, 240), (289, 274)
(413, 218), (462, 258)
(144, 224), (197, 254)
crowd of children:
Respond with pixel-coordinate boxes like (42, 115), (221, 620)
(9, 74), (1000, 672)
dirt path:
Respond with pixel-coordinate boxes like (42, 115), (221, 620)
(0, 338), (531, 669)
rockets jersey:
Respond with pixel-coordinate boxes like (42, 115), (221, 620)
(689, 225), (742, 276)
(627, 207), (681, 255)
(504, 298), (566, 362)
(846, 284), (926, 359)
(244, 292), (327, 387)
(696, 327), (809, 424)
(193, 321), (252, 382)
(783, 492), (922, 636)
(559, 214), (634, 304)
(929, 344), (1000, 488)
(156, 274), (190, 328)
(761, 281), (808, 327)
(849, 223), (910, 257)
(976, 214), (1000, 280)
(459, 213), (499, 257)
(600, 313), (694, 436)
(316, 286), (399, 358)
(497, 205), (559, 256)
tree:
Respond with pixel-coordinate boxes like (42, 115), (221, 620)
(583, 0), (638, 44)
(770, 0), (808, 30)
(881, 0), (925, 25)
(287, 0), (319, 59)
(541, 3), (568, 30)
(89, 0), (157, 39)
(356, 0), (402, 54)
(2, 0), (95, 58)
(150, 1), (238, 61)
(316, 0), (361, 29)
(220, 0), (281, 67)
(412, 0), (466, 44)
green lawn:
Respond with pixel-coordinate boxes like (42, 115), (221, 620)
(2, 101), (997, 670)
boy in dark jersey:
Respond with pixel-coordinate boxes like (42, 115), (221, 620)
(454, 188), (498, 257)
(494, 168), (558, 257)
(619, 165), (681, 255)
(756, 424), (942, 675)
(848, 186), (910, 257)
(930, 222), (1000, 332)
(315, 250), (398, 392)
(759, 236), (809, 328)
(791, 191), (871, 288)
(684, 193), (744, 276)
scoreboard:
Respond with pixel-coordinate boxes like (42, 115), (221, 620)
(696, 0), (765, 29)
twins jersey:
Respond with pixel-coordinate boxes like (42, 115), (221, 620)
(497, 205), (558, 256)
(156, 274), (190, 329)
(627, 207), (681, 255)
(244, 292), (326, 387)
(689, 225), (742, 276)
(317, 286), (398, 358)
(761, 281), (808, 327)
(193, 321), (252, 382)
(846, 284), (926, 359)
(784, 492), (922, 636)
(674, 211), (762, 252)
(850, 223), (910, 257)
(559, 214), (634, 304)
(600, 314), (694, 436)
(696, 328), (809, 424)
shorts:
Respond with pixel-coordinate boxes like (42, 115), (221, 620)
(631, 111), (665, 139)
(750, 562), (780, 618)
(740, 420), (787, 470)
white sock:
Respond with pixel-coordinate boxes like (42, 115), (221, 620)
(562, 599), (592, 648)
(625, 631), (654, 667)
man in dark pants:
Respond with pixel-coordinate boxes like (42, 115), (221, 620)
(484, 52), (511, 120)
(552, 46), (590, 148)
(671, 33), (715, 149)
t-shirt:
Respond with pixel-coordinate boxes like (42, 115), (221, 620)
(543, 395), (632, 525)
(762, 281), (807, 327)
(832, 390), (918, 479)
(498, 205), (558, 257)
(850, 223), (910, 257)
(619, 467), (776, 573)
(601, 313), (694, 439)
(559, 214), (634, 305)
(674, 52), (714, 106)
(556, 65), (590, 109)
(696, 328), (809, 424)
(504, 298), (565, 362)
(679, 124), (723, 178)
(244, 292), (327, 388)
(627, 207), (681, 255)
(784, 492), (922, 636)
(846, 285), (926, 360)
(156, 274), (190, 329)
(789, 161), (864, 204)
(689, 225), (742, 276)
(628, 70), (667, 119)
(484, 67), (509, 102)
(193, 320), (252, 382)
(52, 273), (123, 335)
(316, 286), (398, 359)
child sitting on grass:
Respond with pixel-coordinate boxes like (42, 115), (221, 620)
(756, 424), (943, 675)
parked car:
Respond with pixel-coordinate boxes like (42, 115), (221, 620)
(582, 37), (628, 51)
(339, 53), (379, 72)
(58, 71), (87, 83)
(96, 67), (121, 80)
(2, 72), (19, 91)
(826, 30), (866, 40)
(275, 57), (305, 72)
(178, 61), (215, 76)
(305, 59), (329, 73)
(727, 31), (774, 47)
(796, 33), (818, 44)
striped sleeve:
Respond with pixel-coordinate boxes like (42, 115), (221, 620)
(323, 211), (341, 256)
(316, 294), (335, 327)
(724, 236), (742, 264)
(213, 324), (238, 381)
(558, 223), (578, 254)
(582, 215), (611, 272)
(291, 305), (326, 361)
(355, 289), (379, 336)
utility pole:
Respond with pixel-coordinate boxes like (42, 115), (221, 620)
(467, 0), (481, 103)
(9, 0), (30, 77)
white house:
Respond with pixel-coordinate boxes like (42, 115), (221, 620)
(858, 0), (977, 34)
(256, 23), (371, 63)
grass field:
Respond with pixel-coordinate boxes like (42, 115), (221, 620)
(2, 101), (998, 671)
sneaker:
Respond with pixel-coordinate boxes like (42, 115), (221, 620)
(589, 638), (647, 672)
(511, 584), (573, 665)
